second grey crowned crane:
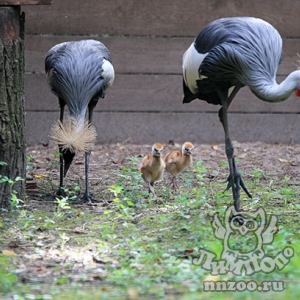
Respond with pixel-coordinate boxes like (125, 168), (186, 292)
(46, 39), (115, 203)
(182, 17), (300, 211)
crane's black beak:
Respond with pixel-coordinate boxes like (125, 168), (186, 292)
(62, 149), (75, 177)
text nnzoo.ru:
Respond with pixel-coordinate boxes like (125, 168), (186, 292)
(203, 280), (284, 292)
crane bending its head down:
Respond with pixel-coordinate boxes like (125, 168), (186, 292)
(45, 39), (115, 203)
(182, 17), (300, 211)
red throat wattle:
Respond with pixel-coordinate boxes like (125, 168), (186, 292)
(295, 89), (300, 97)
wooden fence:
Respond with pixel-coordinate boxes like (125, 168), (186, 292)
(23, 0), (300, 145)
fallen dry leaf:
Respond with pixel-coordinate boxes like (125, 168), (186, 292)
(2, 249), (17, 256)
(73, 223), (87, 234)
(112, 159), (123, 164)
(204, 274), (220, 282)
(34, 174), (48, 179)
(184, 249), (194, 254)
(75, 210), (82, 217)
(35, 265), (46, 272)
(127, 288), (139, 299)
(8, 242), (19, 248)
(279, 158), (291, 163)
(73, 227), (85, 234)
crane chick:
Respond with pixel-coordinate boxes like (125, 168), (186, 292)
(139, 143), (165, 197)
(164, 142), (194, 191)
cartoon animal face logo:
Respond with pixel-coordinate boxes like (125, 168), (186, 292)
(230, 214), (259, 235)
(191, 205), (292, 276)
(212, 206), (278, 262)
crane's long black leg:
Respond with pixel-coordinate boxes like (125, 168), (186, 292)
(223, 85), (252, 198)
(79, 99), (102, 203)
(82, 151), (93, 201)
(57, 98), (66, 196)
(220, 102), (240, 210)
(218, 86), (251, 211)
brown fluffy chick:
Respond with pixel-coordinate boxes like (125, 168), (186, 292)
(139, 143), (165, 197)
(164, 142), (194, 191)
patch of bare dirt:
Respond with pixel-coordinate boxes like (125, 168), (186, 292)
(26, 140), (300, 200)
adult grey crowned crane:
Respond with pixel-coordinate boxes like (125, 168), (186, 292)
(182, 17), (300, 211)
(45, 40), (115, 203)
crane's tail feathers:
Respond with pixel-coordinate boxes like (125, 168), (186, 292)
(50, 117), (97, 153)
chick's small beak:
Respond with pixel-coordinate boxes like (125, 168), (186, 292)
(185, 148), (193, 155)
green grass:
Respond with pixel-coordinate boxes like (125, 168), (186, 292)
(1, 155), (300, 299)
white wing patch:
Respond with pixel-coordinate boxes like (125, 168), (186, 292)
(102, 58), (115, 87)
(182, 43), (208, 94)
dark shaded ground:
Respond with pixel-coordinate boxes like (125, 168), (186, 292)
(23, 140), (300, 225)
(26, 140), (300, 201)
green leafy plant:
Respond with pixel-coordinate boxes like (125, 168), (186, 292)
(26, 154), (37, 171)
(0, 255), (18, 295)
(0, 162), (24, 209)
(252, 168), (267, 181)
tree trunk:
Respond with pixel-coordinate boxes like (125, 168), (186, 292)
(0, 6), (26, 208)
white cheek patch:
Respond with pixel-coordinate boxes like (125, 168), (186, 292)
(228, 86), (235, 98)
(102, 59), (115, 87)
(182, 43), (208, 94)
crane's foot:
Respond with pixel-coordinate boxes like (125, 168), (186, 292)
(56, 188), (66, 197)
(225, 171), (252, 211)
(225, 174), (252, 198)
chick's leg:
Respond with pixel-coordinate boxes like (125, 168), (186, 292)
(148, 182), (156, 198)
(172, 176), (179, 191)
